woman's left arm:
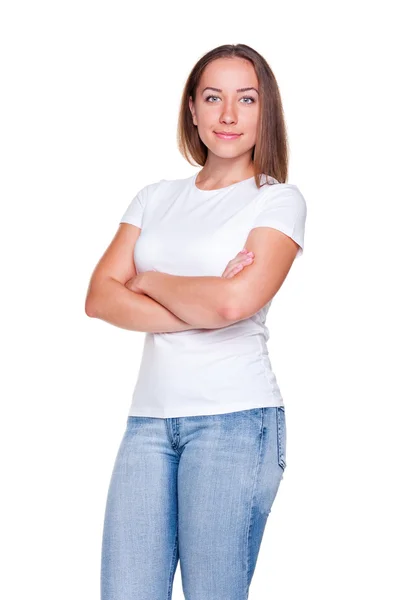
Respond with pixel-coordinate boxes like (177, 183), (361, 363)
(134, 271), (237, 329)
(135, 225), (301, 328)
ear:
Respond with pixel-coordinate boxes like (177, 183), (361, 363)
(189, 96), (197, 126)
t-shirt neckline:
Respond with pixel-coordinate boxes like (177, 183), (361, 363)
(191, 172), (256, 193)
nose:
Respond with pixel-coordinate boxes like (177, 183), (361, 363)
(219, 99), (237, 125)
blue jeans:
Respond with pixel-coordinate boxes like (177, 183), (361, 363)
(101, 406), (287, 600)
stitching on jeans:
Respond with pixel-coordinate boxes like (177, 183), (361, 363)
(166, 526), (179, 600)
(244, 408), (265, 596)
(276, 407), (286, 470)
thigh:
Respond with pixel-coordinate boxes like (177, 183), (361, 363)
(101, 417), (179, 600)
(177, 407), (286, 600)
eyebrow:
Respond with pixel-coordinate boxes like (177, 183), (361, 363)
(202, 86), (259, 95)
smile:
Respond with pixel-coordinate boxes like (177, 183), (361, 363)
(214, 132), (242, 140)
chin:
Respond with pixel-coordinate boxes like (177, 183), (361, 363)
(209, 148), (243, 159)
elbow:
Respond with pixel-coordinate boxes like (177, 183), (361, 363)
(220, 304), (242, 323)
(222, 302), (260, 323)
(85, 295), (97, 318)
(220, 288), (260, 322)
(219, 297), (245, 323)
(219, 279), (245, 323)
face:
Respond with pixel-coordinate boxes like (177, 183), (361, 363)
(189, 57), (260, 160)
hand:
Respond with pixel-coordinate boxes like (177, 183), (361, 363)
(221, 249), (255, 279)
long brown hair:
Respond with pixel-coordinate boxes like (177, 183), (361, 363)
(177, 44), (289, 188)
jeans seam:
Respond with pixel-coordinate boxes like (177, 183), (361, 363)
(166, 525), (179, 600)
(276, 407), (286, 470)
(244, 408), (265, 597)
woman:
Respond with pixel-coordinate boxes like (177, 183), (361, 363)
(86, 43), (307, 600)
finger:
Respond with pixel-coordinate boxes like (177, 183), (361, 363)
(227, 263), (248, 279)
(222, 256), (254, 278)
(231, 252), (254, 267)
(221, 262), (241, 278)
(221, 252), (254, 278)
(224, 263), (243, 278)
(229, 254), (254, 269)
(238, 249), (254, 258)
(224, 260), (255, 278)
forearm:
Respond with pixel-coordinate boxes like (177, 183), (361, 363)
(137, 271), (237, 329)
(85, 277), (196, 333)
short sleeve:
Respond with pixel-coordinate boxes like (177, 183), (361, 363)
(253, 183), (307, 258)
(119, 185), (149, 229)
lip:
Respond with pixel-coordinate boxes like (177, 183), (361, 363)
(214, 132), (242, 140)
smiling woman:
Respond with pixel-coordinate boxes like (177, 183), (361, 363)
(89, 43), (307, 600)
(177, 44), (289, 190)
(185, 57), (261, 189)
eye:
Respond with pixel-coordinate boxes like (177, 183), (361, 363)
(204, 95), (256, 104)
(241, 96), (256, 104)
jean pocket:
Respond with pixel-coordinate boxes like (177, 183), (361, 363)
(276, 406), (287, 470)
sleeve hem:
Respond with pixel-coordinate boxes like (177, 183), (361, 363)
(119, 217), (142, 228)
(251, 222), (304, 257)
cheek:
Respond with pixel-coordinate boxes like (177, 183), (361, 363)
(195, 110), (213, 137)
(243, 114), (259, 142)
(196, 104), (212, 123)
(243, 108), (259, 128)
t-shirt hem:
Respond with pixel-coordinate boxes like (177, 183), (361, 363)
(127, 398), (285, 419)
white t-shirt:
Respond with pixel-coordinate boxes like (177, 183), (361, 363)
(119, 172), (307, 418)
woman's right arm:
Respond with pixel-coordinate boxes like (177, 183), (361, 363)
(85, 223), (254, 333)
(87, 277), (196, 333)
(85, 223), (194, 333)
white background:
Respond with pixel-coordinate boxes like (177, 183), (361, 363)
(1, 1), (398, 598)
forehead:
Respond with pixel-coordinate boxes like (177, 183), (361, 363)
(199, 57), (258, 89)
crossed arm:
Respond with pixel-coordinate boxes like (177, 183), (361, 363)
(130, 226), (300, 330)
(87, 225), (299, 333)
(132, 272), (238, 329)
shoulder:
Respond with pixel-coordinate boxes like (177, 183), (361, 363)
(134, 177), (167, 200)
(259, 183), (306, 204)
(252, 181), (308, 255)
(119, 178), (167, 227)
(256, 181), (307, 216)
(137, 175), (190, 200)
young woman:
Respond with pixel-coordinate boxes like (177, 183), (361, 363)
(86, 43), (307, 600)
